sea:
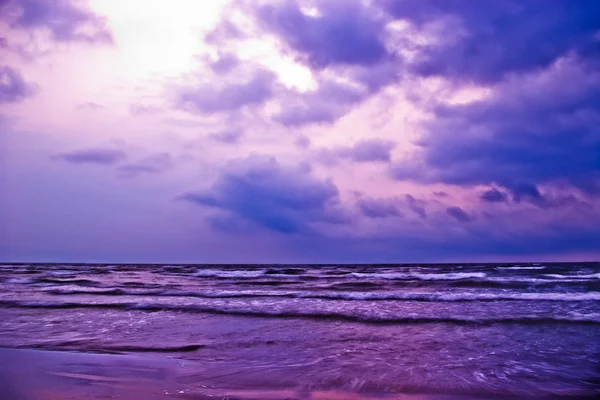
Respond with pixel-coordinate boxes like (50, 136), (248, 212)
(0, 263), (599, 398)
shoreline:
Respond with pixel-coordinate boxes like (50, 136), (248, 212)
(1, 347), (598, 400)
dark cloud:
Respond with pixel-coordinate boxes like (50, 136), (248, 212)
(53, 148), (126, 165)
(509, 183), (545, 205)
(483, 185), (591, 209)
(199, 0), (598, 130)
(209, 53), (239, 74)
(337, 138), (395, 163)
(178, 69), (275, 114)
(433, 191), (449, 198)
(181, 156), (346, 234)
(274, 79), (367, 127)
(316, 139), (395, 165)
(405, 194), (427, 219)
(206, 0), (399, 127)
(1, 0), (113, 44)
(209, 129), (243, 144)
(446, 206), (472, 222)
(294, 135), (311, 148)
(276, 100), (344, 127)
(272, 64), (398, 127)
(257, 0), (391, 68)
(357, 197), (402, 219)
(392, 59), (600, 197)
(381, 0), (600, 83)
(117, 153), (173, 177)
(480, 188), (508, 203)
(0, 66), (36, 103)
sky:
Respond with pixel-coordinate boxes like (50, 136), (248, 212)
(1, 0), (599, 263)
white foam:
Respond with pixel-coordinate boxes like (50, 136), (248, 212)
(5, 278), (34, 284)
(305, 291), (600, 302)
(497, 266), (546, 270)
(417, 272), (487, 280)
(544, 273), (600, 279)
(576, 273), (600, 279)
(350, 272), (486, 280)
(192, 269), (265, 278)
(49, 270), (77, 276)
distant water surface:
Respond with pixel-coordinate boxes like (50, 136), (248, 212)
(0, 263), (598, 397)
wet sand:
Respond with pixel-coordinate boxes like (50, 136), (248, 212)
(1, 348), (598, 400)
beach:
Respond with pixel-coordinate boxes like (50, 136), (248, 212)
(0, 349), (470, 400)
(3, 348), (597, 400)
(1, 263), (599, 399)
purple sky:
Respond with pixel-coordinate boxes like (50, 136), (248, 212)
(1, 0), (600, 263)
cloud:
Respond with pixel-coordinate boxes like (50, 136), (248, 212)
(509, 183), (545, 205)
(209, 129), (243, 144)
(294, 135), (311, 148)
(275, 99), (347, 127)
(53, 148), (126, 165)
(480, 188), (508, 203)
(177, 68), (276, 114)
(129, 103), (161, 116)
(0, 66), (36, 103)
(180, 155), (345, 234)
(257, 0), (391, 68)
(208, 53), (239, 74)
(274, 76), (368, 127)
(205, 0), (399, 127)
(316, 139), (396, 166)
(405, 194), (427, 219)
(392, 58), (600, 197)
(446, 206), (472, 222)
(357, 197), (402, 218)
(117, 153), (173, 177)
(76, 102), (105, 110)
(1, 0), (113, 44)
(381, 0), (600, 83)
(337, 138), (395, 163)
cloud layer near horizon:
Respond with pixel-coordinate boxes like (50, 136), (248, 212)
(1, 0), (599, 263)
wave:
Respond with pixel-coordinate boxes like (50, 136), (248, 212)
(5, 278), (36, 284)
(350, 272), (487, 280)
(496, 266), (547, 270)
(46, 288), (163, 296)
(48, 270), (78, 276)
(191, 269), (322, 280)
(35, 278), (102, 286)
(265, 268), (306, 275)
(297, 291), (600, 302)
(326, 282), (384, 290)
(545, 273), (600, 279)
(1, 300), (598, 325)
(231, 280), (300, 286)
(44, 288), (600, 302)
(443, 280), (599, 291)
(192, 269), (266, 278)
(17, 341), (205, 354)
(80, 344), (206, 353)
(45, 288), (284, 298)
(476, 277), (599, 285)
(3, 277), (104, 286)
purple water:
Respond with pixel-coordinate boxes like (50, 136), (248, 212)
(0, 263), (599, 397)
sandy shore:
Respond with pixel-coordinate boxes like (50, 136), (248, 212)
(1, 347), (597, 400)
(0, 348), (426, 400)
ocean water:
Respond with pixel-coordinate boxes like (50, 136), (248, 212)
(0, 263), (599, 397)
